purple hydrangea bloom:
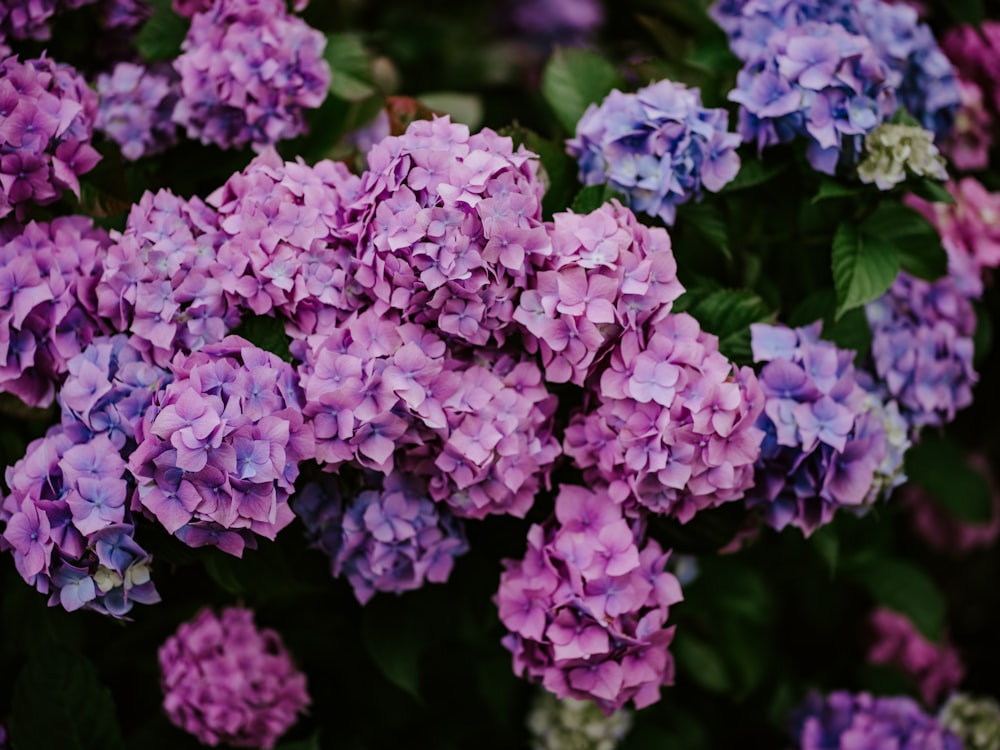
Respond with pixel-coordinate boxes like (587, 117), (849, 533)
(97, 0), (150, 28)
(865, 273), (977, 432)
(296, 308), (560, 520)
(514, 200), (684, 385)
(172, 0), (330, 150)
(746, 322), (889, 536)
(508, 0), (604, 47)
(728, 21), (897, 174)
(564, 313), (765, 523)
(0, 216), (110, 407)
(95, 189), (241, 367)
(96, 62), (179, 161)
(207, 148), (364, 328)
(944, 23), (1000, 125)
(0, 53), (101, 217)
(496, 483), (683, 713)
(295, 471), (469, 604)
(789, 690), (962, 750)
(567, 80), (742, 225)
(346, 115), (552, 348)
(0, 0), (96, 40)
(0, 424), (160, 617)
(159, 606), (310, 749)
(129, 336), (314, 556)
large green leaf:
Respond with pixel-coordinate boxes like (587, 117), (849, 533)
(689, 289), (773, 364)
(11, 645), (127, 750)
(846, 557), (946, 642)
(541, 47), (625, 134)
(673, 631), (732, 693)
(720, 157), (787, 193)
(861, 202), (948, 281)
(905, 434), (994, 523)
(831, 222), (900, 319)
(231, 314), (293, 363)
(361, 599), (425, 703)
(134, 0), (187, 62)
(324, 33), (377, 102)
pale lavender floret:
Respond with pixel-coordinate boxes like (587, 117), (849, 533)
(346, 115), (552, 349)
(95, 188), (241, 367)
(0, 53), (101, 218)
(295, 471), (468, 605)
(508, 0), (604, 47)
(159, 606), (310, 749)
(495, 483), (683, 714)
(129, 336), (315, 556)
(567, 80), (742, 226)
(0, 424), (160, 617)
(865, 273), (977, 432)
(96, 62), (179, 161)
(728, 21), (897, 174)
(514, 200), (685, 386)
(564, 313), (765, 524)
(0, 0), (98, 40)
(746, 322), (889, 536)
(172, 0), (330, 150)
(789, 690), (962, 750)
(0, 216), (110, 407)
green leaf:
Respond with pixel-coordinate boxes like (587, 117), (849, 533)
(831, 222), (900, 318)
(11, 645), (127, 750)
(941, 0), (983, 24)
(570, 183), (625, 214)
(689, 289), (773, 364)
(133, 0), (187, 62)
(811, 526), (839, 576)
(673, 632), (732, 693)
(861, 202), (948, 281)
(677, 202), (731, 261)
(909, 178), (956, 205)
(417, 92), (483, 130)
(324, 33), (377, 102)
(846, 557), (946, 642)
(822, 306), (872, 361)
(905, 434), (994, 523)
(231, 315), (293, 363)
(721, 157), (788, 193)
(202, 551), (245, 595)
(813, 178), (862, 203)
(541, 47), (625, 133)
(361, 600), (424, 703)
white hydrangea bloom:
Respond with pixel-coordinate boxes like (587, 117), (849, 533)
(857, 123), (948, 190)
(940, 693), (1000, 750)
(527, 691), (633, 750)
(863, 392), (911, 504)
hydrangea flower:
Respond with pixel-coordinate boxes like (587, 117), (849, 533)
(346, 115), (552, 348)
(567, 80), (741, 225)
(295, 470), (468, 604)
(514, 200), (684, 385)
(159, 606), (310, 749)
(129, 336), (314, 556)
(941, 80), (993, 172)
(729, 21), (897, 174)
(789, 690), (962, 750)
(0, 216), (110, 407)
(939, 693), (1000, 750)
(857, 122), (947, 190)
(172, 0), (330, 150)
(207, 147), (364, 329)
(746, 322), (890, 536)
(0, 425), (160, 617)
(507, 0), (603, 48)
(859, 382), (909, 505)
(526, 690), (633, 750)
(0, 53), (101, 218)
(96, 62), (179, 161)
(0, 0), (95, 40)
(564, 313), (764, 523)
(296, 308), (560, 519)
(865, 273), (977, 431)
(95, 188), (240, 367)
(943, 23), (1000, 121)
(867, 608), (965, 706)
(496, 484), (683, 713)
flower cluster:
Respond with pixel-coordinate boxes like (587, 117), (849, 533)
(207, 148), (364, 329)
(295, 471), (468, 604)
(96, 62), (179, 161)
(729, 22), (897, 174)
(867, 608), (965, 706)
(95, 189), (240, 367)
(507, 0), (604, 47)
(905, 178), (1000, 299)
(172, 0), (330, 150)
(0, 53), (101, 218)
(943, 23), (1000, 122)
(789, 690), (961, 750)
(297, 309), (560, 519)
(0, 0), (95, 40)
(859, 382), (910, 505)
(129, 337), (313, 556)
(347, 115), (551, 348)
(939, 693), (1000, 750)
(746, 323), (889, 536)
(514, 200), (684, 385)
(0, 425), (160, 617)
(0, 216), (110, 407)
(865, 272), (977, 431)
(942, 80), (993, 172)
(564, 313), (764, 523)
(526, 690), (633, 750)
(159, 606), (310, 749)
(496, 484), (683, 713)
(857, 122), (947, 189)
(566, 80), (742, 225)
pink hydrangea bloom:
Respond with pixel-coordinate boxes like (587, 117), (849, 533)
(159, 606), (310, 749)
(867, 608), (965, 706)
(943, 23), (1000, 122)
(941, 79), (993, 172)
(96, 62), (179, 161)
(496, 484), (683, 713)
